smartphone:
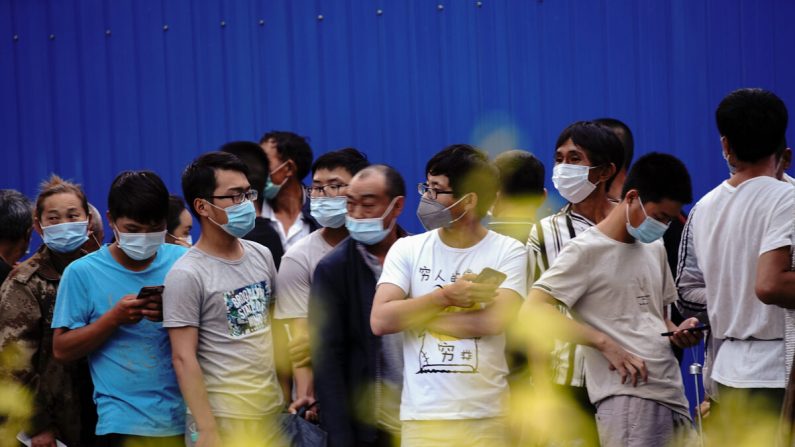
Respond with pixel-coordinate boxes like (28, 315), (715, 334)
(473, 268), (508, 287)
(137, 285), (164, 300)
(660, 324), (710, 337)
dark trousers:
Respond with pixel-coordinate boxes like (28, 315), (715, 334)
(93, 434), (183, 447)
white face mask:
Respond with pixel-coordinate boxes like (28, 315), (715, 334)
(552, 164), (599, 204)
(114, 227), (166, 261)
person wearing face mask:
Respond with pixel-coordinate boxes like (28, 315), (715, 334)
(308, 164), (408, 447)
(371, 145), (528, 447)
(257, 131), (320, 262)
(273, 148), (370, 420)
(521, 153), (702, 447)
(526, 121), (624, 436)
(0, 189), (33, 284)
(166, 195), (193, 248)
(51, 170), (187, 447)
(0, 175), (97, 447)
(164, 152), (283, 447)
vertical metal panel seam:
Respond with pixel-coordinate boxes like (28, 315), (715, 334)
(188, 0), (203, 147)
(10, 0), (25, 181)
(102, 0), (116, 168)
(73, 0), (88, 182)
(46, 0), (58, 176)
(160, 0), (174, 176)
(131, 1), (145, 167)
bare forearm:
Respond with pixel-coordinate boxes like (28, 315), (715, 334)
(521, 294), (607, 349)
(371, 288), (447, 335)
(293, 367), (314, 399)
(53, 312), (119, 362)
(173, 354), (217, 432)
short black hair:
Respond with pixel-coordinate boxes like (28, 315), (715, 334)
(107, 171), (169, 225)
(593, 117), (634, 170)
(311, 148), (370, 177)
(425, 144), (499, 217)
(181, 152), (250, 220)
(556, 121), (625, 190)
(716, 88), (789, 163)
(622, 152), (693, 204)
(167, 195), (187, 234)
(493, 150), (545, 197)
(0, 189), (32, 242)
(259, 131), (314, 180)
(357, 164), (406, 200)
(221, 141), (269, 208)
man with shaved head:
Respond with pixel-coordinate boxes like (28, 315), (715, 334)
(309, 164), (407, 447)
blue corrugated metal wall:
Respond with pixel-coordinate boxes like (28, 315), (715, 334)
(3, 0), (795, 233)
(2, 0), (793, 417)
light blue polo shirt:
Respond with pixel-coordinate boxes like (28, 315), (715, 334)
(52, 244), (187, 436)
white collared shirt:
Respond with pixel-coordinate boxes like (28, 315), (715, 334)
(260, 201), (311, 252)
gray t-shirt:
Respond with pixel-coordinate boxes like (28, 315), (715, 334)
(274, 230), (334, 319)
(163, 239), (283, 419)
(534, 227), (690, 418)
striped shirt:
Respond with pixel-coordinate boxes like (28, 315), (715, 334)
(527, 204), (595, 387)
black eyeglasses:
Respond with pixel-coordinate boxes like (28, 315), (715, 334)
(417, 183), (454, 200)
(305, 183), (348, 198)
(207, 190), (258, 205)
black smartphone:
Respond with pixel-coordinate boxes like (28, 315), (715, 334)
(137, 285), (164, 300)
(660, 324), (710, 337)
(473, 268), (508, 287)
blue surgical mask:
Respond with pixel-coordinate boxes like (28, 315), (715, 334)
(310, 196), (348, 228)
(625, 197), (669, 243)
(346, 198), (398, 245)
(42, 220), (89, 253)
(115, 228), (165, 261)
(263, 161), (289, 200)
(207, 199), (256, 238)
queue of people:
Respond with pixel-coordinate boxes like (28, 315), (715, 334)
(1, 87), (794, 447)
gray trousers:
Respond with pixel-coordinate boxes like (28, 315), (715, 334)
(595, 395), (695, 447)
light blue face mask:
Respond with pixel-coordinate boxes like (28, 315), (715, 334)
(625, 197), (669, 243)
(263, 161), (290, 200)
(207, 199), (256, 238)
(310, 196), (348, 228)
(42, 220), (89, 253)
(345, 198), (398, 245)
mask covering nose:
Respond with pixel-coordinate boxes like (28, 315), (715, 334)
(310, 196), (348, 228)
(345, 197), (399, 245)
(552, 164), (599, 204)
(114, 227), (166, 261)
(625, 197), (669, 243)
(416, 194), (471, 231)
(206, 200), (257, 238)
(42, 220), (89, 253)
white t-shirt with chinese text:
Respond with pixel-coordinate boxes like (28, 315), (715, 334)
(378, 229), (528, 421)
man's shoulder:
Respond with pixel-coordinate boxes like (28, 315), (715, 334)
(282, 230), (322, 261)
(316, 238), (357, 273)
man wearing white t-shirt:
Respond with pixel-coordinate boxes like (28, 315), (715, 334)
(686, 88), (795, 419)
(372, 145), (528, 447)
(274, 148), (370, 418)
(523, 153), (702, 447)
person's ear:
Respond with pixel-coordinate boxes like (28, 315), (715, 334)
(194, 198), (210, 218)
(466, 193), (479, 212)
(624, 188), (638, 205)
(33, 216), (43, 236)
(393, 196), (405, 216)
(783, 148), (792, 171)
(598, 163), (617, 184)
(720, 136), (732, 158)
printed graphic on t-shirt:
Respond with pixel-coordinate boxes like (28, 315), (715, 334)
(417, 265), (480, 374)
(224, 281), (271, 337)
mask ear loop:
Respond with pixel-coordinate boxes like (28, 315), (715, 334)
(447, 193), (473, 225)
